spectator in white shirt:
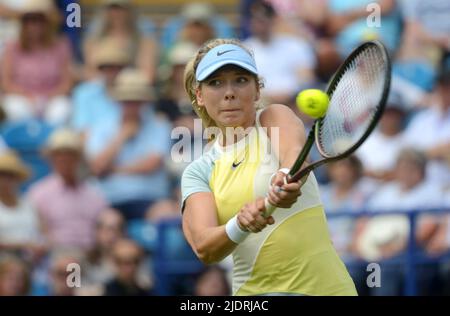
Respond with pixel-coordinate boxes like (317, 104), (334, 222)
(0, 151), (45, 263)
(244, 0), (316, 106)
(402, 65), (450, 189)
(356, 149), (445, 295)
(357, 93), (407, 182)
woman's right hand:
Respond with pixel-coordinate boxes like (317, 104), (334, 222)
(237, 197), (275, 233)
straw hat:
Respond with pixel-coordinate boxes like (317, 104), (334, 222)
(112, 69), (154, 102)
(93, 38), (132, 68)
(19, 0), (55, 16)
(102, 0), (131, 8)
(0, 151), (30, 182)
(168, 41), (198, 66)
(45, 129), (83, 153)
(181, 2), (214, 23)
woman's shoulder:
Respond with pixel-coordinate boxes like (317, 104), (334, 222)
(259, 104), (300, 125)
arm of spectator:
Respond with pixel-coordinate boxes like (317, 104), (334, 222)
(0, 45), (31, 97)
(113, 154), (163, 175)
(48, 39), (74, 98)
(89, 119), (139, 176)
(136, 37), (159, 85)
(326, 0), (396, 36)
(81, 38), (98, 80)
(425, 142), (450, 161)
(404, 20), (450, 51)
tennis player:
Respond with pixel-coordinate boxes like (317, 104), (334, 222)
(181, 38), (357, 296)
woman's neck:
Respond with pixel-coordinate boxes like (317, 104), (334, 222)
(218, 120), (255, 147)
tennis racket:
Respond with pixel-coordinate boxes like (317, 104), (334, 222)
(264, 40), (391, 217)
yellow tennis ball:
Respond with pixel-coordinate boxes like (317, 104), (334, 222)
(296, 89), (329, 119)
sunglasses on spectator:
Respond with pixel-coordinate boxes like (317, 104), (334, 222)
(22, 13), (47, 23)
(98, 64), (125, 70)
(114, 256), (140, 266)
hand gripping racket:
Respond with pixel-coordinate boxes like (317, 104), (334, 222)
(264, 40), (392, 217)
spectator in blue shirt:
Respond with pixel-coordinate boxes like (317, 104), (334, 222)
(85, 69), (172, 220)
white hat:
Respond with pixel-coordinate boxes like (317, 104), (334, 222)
(46, 129), (82, 153)
(112, 69), (154, 102)
(19, 0), (55, 16)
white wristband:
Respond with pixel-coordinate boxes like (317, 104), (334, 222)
(225, 215), (250, 244)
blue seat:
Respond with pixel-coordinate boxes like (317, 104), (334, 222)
(127, 219), (158, 252)
(152, 218), (203, 295)
(0, 119), (53, 191)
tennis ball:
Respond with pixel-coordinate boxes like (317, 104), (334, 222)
(296, 89), (329, 119)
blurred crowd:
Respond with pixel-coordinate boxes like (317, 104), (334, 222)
(0, 0), (449, 296)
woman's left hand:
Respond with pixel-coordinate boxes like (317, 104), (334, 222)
(267, 170), (303, 209)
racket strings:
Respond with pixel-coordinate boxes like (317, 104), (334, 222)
(318, 44), (387, 157)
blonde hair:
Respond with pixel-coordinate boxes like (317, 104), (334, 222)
(183, 38), (264, 129)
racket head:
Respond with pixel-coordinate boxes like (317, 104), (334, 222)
(315, 40), (391, 160)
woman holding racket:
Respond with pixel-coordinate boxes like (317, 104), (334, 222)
(181, 38), (358, 296)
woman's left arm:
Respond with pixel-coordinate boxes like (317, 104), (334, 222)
(260, 103), (307, 169)
(259, 104), (307, 207)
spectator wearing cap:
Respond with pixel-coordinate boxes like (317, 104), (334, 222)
(161, 2), (234, 51)
(71, 38), (131, 139)
(402, 65), (450, 188)
(357, 93), (407, 182)
(28, 129), (107, 251)
(85, 69), (172, 220)
(82, 0), (158, 83)
(0, 0), (73, 126)
(0, 151), (44, 262)
(243, 0), (317, 105)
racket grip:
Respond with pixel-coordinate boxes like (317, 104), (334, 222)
(263, 197), (276, 218)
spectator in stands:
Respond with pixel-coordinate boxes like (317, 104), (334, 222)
(161, 2), (234, 51)
(0, 151), (44, 263)
(402, 64), (450, 188)
(81, 208), (125, 295)
(156, 41), (200, 181)
(46, 249), (84, 296)
(28, 129), (107, 251)
(325, 0), (401, 59)
(357, 93), (407, 182)
(157, 41), (198, 123)
(357, 149), (444, 295)
(395, 0), (450, 93)
(0, 0), (73, 126)
(0, 255), (31, 296)
(86, 69), (172, 220)
(71, 37), (131, 139)
(194, 266), (231, 296)
(103, 238), (152, 296)
(244, 0), (317, 105)
(321, 156), (375, 256)
(82, 0), (158, 83)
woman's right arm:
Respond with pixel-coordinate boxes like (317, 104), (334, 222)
(183, 192), (274, 264)
(182, 192), (238, 264)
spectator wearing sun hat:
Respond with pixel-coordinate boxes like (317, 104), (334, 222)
(0, 0), (73, 126)
(0, 150), (44, 262)
(28, 129), (107, 251)
(85, 69), (172, 220)
(71, 37), (132, 139)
